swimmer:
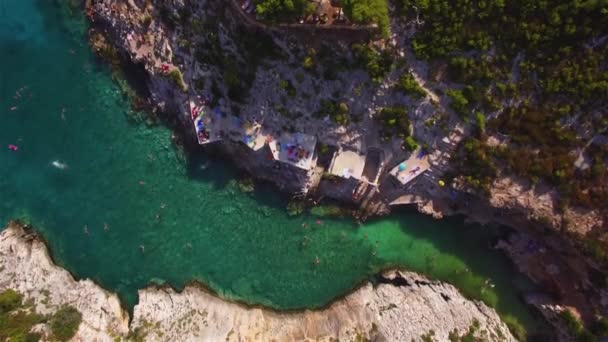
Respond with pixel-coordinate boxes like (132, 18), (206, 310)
(10, 106), (17, 111)
(160, 203), (166, 209)
(83, 225), (89, 235)
(103, 223), (109, 231)
(8, 144), (18, 151)
(139, 244), (145, 253)
(51, 160), (68, 170)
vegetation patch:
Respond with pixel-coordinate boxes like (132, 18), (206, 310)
(396, 72), (426, 98)
(352, 43), (394, 83)
(50, 305), (83, 341)
(316, 99), (350, 126)
(167, 68), (188, 92)
(401, 0), (608, 229)
(375, 106), (415, 147)
(0, 289), (82, 342)
(342, 0), (390, 37)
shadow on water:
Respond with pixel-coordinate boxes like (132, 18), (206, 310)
(386, 205), (549, 334)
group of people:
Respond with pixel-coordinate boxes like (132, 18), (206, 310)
(195, 119), (211, 143)
(284, 143), (310, 163)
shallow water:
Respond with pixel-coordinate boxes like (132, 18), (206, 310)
(1, 0), (544, 334)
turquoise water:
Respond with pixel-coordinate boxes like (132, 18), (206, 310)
(1, 0), (543, 334)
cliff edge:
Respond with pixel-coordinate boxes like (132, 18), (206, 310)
(0, 221), (515, 341)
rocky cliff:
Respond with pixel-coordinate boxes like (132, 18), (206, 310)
(0, 221), (515, 341)
(84, 0), (607, 335)
(0, 221), (129, 341)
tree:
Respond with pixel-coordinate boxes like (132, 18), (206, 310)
(256, 0), (315, 22)
(342, 0), (390, 37)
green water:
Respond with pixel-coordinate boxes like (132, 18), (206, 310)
(1, 0), (543, 334)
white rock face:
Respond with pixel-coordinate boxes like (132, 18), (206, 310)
(132, 271), (515, 341)
(0, 222), (515, 341)
(0, 222), (130, 341)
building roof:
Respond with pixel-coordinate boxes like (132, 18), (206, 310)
(328, 149), (366, 180)
(269, 133), (317, 170)
(389, 149), (431, 185)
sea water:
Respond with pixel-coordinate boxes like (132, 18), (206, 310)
(0, 0), (544, 334)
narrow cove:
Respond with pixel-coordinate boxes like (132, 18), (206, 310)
(0, 0), (544, 335)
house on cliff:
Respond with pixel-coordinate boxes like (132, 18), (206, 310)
(321, 147), (385, 204)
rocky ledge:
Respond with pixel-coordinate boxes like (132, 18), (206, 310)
(0, 221), (515, 341)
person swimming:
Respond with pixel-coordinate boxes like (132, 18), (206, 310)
(8, 144), (18, 151)
(51, 160), (68, 170)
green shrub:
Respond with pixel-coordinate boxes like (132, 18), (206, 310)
(376, 106), (411, 140)
(396, 72), (426, 98)
(446, 89), (469, 118)
(352, 44), (393, 82)
(404, 136), (418, 151)
(0, 289), (22, 314)
(302, 56), (315, 70)
(256, 0), (315, 22)
(559, 309), (596, 342)
(342, 0), (390, 37)
(50, 305), (82, 341)
(0, 289), (44, 342)
(317, 99), (349, 125)
(167, 68), (187, 92)
(474, 112), (486, 137)
(502, 315), (527, 341)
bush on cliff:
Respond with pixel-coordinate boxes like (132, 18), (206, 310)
(50, 305), (82, 341)
(167, 68), (188, 92)
(0, 289), (22, 314)
(0, 289), (44, 342)
(376, 106), (411, 140)
(396, 72), (426, 98)
(352, 43), (394, 83)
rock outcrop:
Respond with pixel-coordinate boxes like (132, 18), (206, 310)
(0, 221), (515, 341)
(0, 221), (129, 341)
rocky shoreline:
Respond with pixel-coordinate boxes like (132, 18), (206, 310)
(0, 221), (516, 341)
(85, 0), (605, 335)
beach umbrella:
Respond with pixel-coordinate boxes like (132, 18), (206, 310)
(399, 163), (406, 171)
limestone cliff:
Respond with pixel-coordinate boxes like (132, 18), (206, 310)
(0, 221), (129, 341)
(0, 222), (515, 341)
